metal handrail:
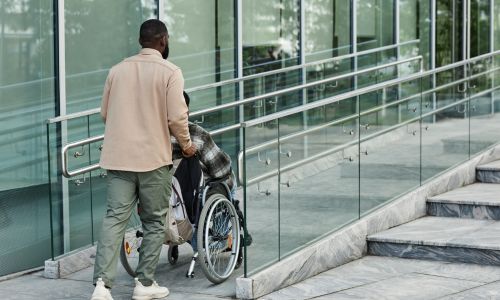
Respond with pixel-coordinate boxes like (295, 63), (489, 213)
(61, 135), (104, 178)
(187, 39), (420, 93)
(240, 86), (498, 186)
(243, 65), (500, 156)
(241, 50), (500, 128)
(59, 50), (499, 178)
(58, 56), (424, 178)
(189, 56), (422, 119)
(47, 41), (420, 124)
(237, 50), (500, 184)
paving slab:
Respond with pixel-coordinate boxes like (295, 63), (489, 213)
(262, 256), (500, 300)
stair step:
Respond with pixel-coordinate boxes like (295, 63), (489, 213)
(367, 217), (500, 266)
(477, 160), (500, 183)
(427, 183), (500, 220)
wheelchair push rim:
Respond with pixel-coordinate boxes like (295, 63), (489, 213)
(197, 193), (240, 284)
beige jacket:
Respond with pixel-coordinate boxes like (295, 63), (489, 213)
(99, 48), (192, 172)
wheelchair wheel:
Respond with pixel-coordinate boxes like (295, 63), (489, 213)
(168, 245), (179, 265)
(119, 210), (142, 277)
(197, 193), (240, 284)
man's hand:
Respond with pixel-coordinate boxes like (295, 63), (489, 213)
(182, 143), (197, 157)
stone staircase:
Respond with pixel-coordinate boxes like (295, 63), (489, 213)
(367, 160), (500, 266)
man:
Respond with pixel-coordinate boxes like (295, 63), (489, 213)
(91, 19), (196, 300)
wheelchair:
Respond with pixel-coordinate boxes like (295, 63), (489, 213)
(119, 173), (242, 284)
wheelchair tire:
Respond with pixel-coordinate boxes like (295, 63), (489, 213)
(119, 210), (143, 277)
(120, 229), (143, 277)
(168, 245), (179, 265)
(197, 193), (240, 284)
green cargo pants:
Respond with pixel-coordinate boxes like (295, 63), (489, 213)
(93, 165), (172, 288)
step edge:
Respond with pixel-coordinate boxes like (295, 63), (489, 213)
(476, 166), (500, 171)
(426, 198), (500, 206)
(367, 237), (500, 251)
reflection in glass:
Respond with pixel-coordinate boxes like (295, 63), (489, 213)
(357, 0), (394, 52)
(305, 0), (351, 62)
(165, 0), (235, 89)
(65, 0), (156, 113)
(470, 0), (491, 58)
(242, 0), (302, 122)
(436, 0), (464, 67)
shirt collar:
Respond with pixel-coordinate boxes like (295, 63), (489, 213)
(139, 48), (162, 58)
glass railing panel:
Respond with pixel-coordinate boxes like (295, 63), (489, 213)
(47, 122), (64, 260)
(359, 91), (421, 214)
(469, 57), (500, 156)
(243, 69), (303, 121)
(277, 112), (359, 256)
(435, 65), (467, 108)
(421, 99), (470, 182)
(305, 58), (354, 103)
(47, 123), (66, 258)
(88, 114), (106, 242)
(65, 118), (94, 251)
(242, 122), (280, 276)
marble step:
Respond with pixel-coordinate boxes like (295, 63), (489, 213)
(367, 216), (500, 266)
(477, 160), (500, 183)
(427, 183), (500, 220)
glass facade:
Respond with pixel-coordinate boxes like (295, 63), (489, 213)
(0, 0), (54, 276)
(0, 0), (499, 277)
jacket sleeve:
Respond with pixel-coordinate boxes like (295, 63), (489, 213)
(100, 70), (112, 123)
(166, 68), (192, 151)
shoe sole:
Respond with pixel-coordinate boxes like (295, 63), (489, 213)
(132, 291), (169, 300)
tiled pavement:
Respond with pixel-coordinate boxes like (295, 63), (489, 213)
(0, 243), (239, 300)
(262, 256), (500, 300)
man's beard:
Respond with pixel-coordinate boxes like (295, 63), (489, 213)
(162, 45), (169, 59)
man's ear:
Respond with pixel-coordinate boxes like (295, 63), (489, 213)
(160, 35), (167, 48)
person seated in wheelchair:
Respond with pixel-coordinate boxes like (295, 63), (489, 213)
(170, 91), (252, 247)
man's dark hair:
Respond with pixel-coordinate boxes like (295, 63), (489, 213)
(183, 91), (190, 108)
(139, 19), (168, 46)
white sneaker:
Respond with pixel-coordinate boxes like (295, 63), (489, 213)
(132, 278), (170, 300)
(91, 278), (113, 300)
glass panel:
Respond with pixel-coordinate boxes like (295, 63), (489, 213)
(436, 0), (464, 67)
(357, 0), (394, 51)
(304, 0), (351, 62)
(243, 123), (279, 275)
(65, 0), (156, 113)
(421, 100), (470, 182)
(164, 0), (237, 167)
(357, 49), (398, 91)
(469, 57), (500, 155)
(89, 114), (106, 242)
(470, 0), (491, 58)
(435, 65), (467, 109)
(0, 0), (55, 276)
(66, 118), (93, 250)
(165, 0), (236, 87)
(305, 58), (354, 104)
(400, 0), (432, 70)
(359, 86), (421, 214)
(242, 0), (302, 119)
(278, 110), (359, 256)
(359, 121), (421, 214)
(496, 0), (500, 51)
